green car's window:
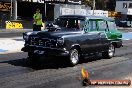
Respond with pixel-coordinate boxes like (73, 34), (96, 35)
(98, 21), (107, 31)
(107, 21), (117, 30)
(89, 21), (97, 31)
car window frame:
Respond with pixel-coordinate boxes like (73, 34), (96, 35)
(97, 20), (108, 31)
(107, 21), (117, 31)
(83, 19), (89, 33)
(88, 19), (98, 32)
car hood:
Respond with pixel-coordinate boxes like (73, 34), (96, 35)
(35, 30), (83, 38)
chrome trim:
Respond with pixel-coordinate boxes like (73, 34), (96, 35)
(29, 37), (57, 48)
(28, 45), (66, 51)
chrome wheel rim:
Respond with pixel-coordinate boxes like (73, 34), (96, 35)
(108, 44), (115, 57)
(70, 49), (79, 65)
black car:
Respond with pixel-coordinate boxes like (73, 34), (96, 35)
(22, 15), (122, 66)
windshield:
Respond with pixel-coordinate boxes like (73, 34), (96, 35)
(107, 21), (117, 30)
(55, 17), (85, 31)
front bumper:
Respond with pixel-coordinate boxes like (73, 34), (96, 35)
(21, 45), (69, 56)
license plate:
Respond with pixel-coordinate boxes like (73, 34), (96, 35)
(34, 50), (44, 54)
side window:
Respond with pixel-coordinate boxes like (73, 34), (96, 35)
(107, 21), (117, 30)
(83, 20), (89, 32)
(129, 3), (132, 8)
(123, 3), (127, 8)
(98, 21), (107, 31)
(79, 20), (85, 29)
(89, 21), (97, 31)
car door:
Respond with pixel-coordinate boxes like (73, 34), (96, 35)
(97, 20), (110, 51)
(81, 20), (101, 54)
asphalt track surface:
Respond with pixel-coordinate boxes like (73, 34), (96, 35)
(0, 29), (132, 88)
(0, 41), (131, 88)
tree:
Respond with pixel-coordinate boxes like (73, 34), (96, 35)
(106, 0), (116, 11)
(83, 0), (116, 11)
(83, 0), (93, 8)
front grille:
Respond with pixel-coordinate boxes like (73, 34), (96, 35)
(30, 37), (57, 48)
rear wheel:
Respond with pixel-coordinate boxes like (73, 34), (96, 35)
(69, 49), (80, 66)
(102, 44), (115, 59)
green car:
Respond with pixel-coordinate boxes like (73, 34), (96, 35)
(83, 16), (122, 48)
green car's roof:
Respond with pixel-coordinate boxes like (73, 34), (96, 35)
(59, 15), (114, 21)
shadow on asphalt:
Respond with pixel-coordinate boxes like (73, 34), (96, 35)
(7, 57), (73, 70)
(2, 53), (104, 70)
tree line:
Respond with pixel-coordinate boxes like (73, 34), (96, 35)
(83, 0), (116, 11)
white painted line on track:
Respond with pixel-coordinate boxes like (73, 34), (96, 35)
(0, 38), (24, 54)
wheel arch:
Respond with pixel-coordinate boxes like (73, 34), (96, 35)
(69, 44), (82, 66)
(71, 44), (82, 53)
(111, 42), (118, 48)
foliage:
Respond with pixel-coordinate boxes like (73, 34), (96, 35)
(83, 0), (116, 11)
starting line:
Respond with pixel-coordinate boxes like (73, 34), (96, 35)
(0, 38), (24, 54)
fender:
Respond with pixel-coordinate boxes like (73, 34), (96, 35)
(70, 44), (82, 52)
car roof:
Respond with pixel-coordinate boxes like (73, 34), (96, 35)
(59, 15), (114, 21)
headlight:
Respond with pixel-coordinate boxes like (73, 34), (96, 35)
(23, 33), (29, 41)
(23, 32), (37, 41)
(57, 38), (64, 45)
(23, 32), (33, 40)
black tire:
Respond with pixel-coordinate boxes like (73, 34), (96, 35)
(28, 52), (39, 63)
(102, 44), (115, 59)
(69, 48), (80, 66)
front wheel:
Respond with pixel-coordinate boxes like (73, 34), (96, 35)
(69, 49), (80, 66)
(102, 44), (115, 59)
(28, 52), (39, 63)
